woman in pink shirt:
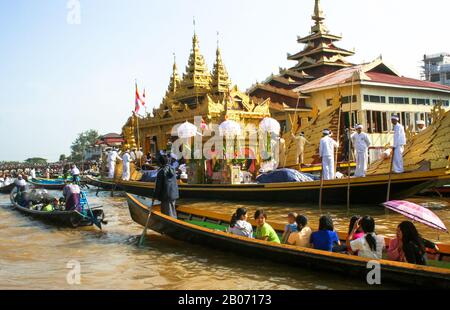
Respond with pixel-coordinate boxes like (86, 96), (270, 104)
(346, 216), (365, 255)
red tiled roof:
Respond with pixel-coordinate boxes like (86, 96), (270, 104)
(365, 72), (450, 91)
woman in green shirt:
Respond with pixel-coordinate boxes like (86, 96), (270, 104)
(254, 209), (281, 243)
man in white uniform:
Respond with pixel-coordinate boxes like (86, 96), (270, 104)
(319, 129), (339, 180)
(107, 148), (122, 179)
(291, 132), (310, 166)
(416, 120), (426, 133)
(391, 115), (406, 173)
(351, 125), (371, 177)
(122, 150), (132, 181)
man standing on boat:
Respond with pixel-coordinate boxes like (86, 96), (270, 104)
(107, 148), (121, 179)
(391, 115), (407, 173)
(291, 132), (310, 167)
(70, 164), (80, 183)
(122, 149), (132, 181)
(351, 125), (371, 177)
(319, 129), (339, 180)
(153, 151), (179, 218)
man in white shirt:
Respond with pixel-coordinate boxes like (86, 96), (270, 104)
(416, 120), (426, 133)
(122, 150), (132, 181)
(351, 125), (371, 177)
(291, 132), (310, 166)
(71, 164), (80, 182)
(391, 115), (407, 173)
(107, 148), (122, 179)
(319, 129), (339, 180)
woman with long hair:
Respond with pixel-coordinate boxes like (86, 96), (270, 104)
(349, 216), (385, 259)
(228, 208), (253, 238)
(388, 221), (439, 265)
(310, 215), (341, 252)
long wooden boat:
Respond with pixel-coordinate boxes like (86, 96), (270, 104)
(28, 178), (66, 190)
(85, 175), (118, 191)
(126, 193), (450, 288)
(116, 169), (450, 204)
(0, 182), (15, 194)
(10, 191), (105, 228)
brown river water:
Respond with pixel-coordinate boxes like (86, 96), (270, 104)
(0, 189), (449, 290)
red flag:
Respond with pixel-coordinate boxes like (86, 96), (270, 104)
(134, 83), (142, 113)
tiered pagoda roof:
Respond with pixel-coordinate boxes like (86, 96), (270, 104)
(248, 0), (355, 107)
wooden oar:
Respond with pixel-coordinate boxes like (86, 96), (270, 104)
(386, 147), (396, 202)
(319, 160), (324, 215)
(138, 199), (154, 246)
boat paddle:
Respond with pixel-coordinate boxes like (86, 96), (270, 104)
(318, 160), (324, 215)
(80, 191), (102, 230)
(138, 198), (154, 247)
(386, 147), (396, 202)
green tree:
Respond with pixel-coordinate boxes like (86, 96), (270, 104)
(70, 130), (100, 162)
(25, 158), (48, 165)
(59, 154), (67, 162)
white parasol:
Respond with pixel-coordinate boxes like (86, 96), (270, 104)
(259, 117), (281, 134)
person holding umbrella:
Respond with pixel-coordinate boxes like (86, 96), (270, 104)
(387, 221), (440, 265)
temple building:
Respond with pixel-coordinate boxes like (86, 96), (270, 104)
(122, 33), (271, 159)
(248, 0), (355, 132)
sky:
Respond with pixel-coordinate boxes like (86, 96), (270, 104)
(0, 0), (449, 162)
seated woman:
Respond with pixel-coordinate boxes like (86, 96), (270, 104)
(254, 209), (280, 243)
(340, 215), (364, 253)
(349, 216), (385, 259)
(387, 221), (439, 265)
(228, 208), (253, 238)
(287, 215), (312, 248)
(310, 215), (340, 252)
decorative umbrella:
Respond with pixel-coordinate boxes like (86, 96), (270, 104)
(259, 117), (280, 134)
(383, 200), (448, 232)
(219, 120), (242, 136)
(177, 121), (198, 139)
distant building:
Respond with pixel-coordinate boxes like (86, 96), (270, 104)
(84, 133), (124, 161)
(423, 53), (450, 86)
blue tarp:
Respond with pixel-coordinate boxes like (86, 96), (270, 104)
(256, 169), (319, 184)
(140, 170), (158, 182)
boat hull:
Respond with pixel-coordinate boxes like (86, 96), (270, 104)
(0, 183), (15, 194)
(120, 170), (450, 204)
(126, 194), (450, 289)
(10, 192), (104, 228)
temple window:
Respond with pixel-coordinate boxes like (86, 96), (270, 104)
(340, 95), (357, 104)
(363, 95), (386, 103)
(388, 97), (409, 104)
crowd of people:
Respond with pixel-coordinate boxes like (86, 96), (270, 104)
(226, 208), (440, 266)
(291, 114), (410, 180)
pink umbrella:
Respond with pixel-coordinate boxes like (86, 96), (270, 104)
(383, 200), (448, 232)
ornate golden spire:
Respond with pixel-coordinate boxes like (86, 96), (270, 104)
(211, 42), (231, 94)
(181, 33), (211, 91)
(167, 53), (180, 94)
(311, 0), (328, 34)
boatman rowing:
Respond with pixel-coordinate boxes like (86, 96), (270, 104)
(319, 129), (339, 180)
(107, 148), (122, 179)
(351, 125), (371, 177)
(391, 115), (407, 173)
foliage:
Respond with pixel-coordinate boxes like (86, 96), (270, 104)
(70, 130), (100, 162)
(59, 154), (67, 162)
(24, 158), (48, 165)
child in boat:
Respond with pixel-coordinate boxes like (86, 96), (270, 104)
(387, 221), (439, 265)
(310, 215), (341, 252)
(228, 208), (253, 238)
(281, 212), (298, 243)
(254, 209), (280, 244)
(287, 215), (312, 248)
(348, 216), (385, 259)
